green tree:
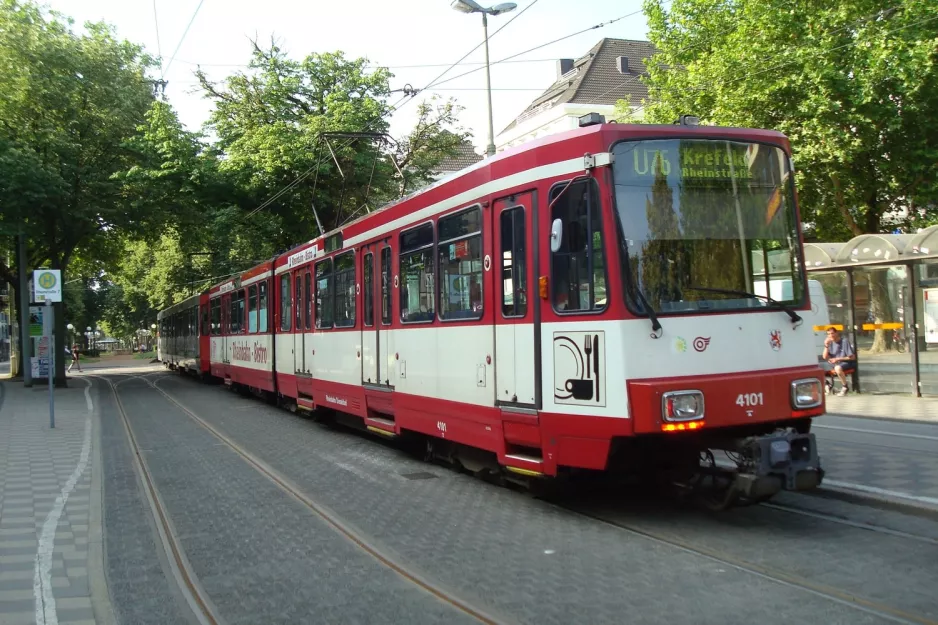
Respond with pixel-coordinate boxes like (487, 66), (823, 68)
(0, 0), (159, 383)
(196, 40), (471, 242)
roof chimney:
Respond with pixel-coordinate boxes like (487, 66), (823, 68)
(616, 56), (629, 74)
(556, 58), (574, 79)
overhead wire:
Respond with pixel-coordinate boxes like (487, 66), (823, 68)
(152, 0), (164, 77)
(174, 58), (561, 70)
(241, 0), (543, 223)
(164, 0), (207, 76)
(414, 0), (542, 97)
(425, 4), (663, 91)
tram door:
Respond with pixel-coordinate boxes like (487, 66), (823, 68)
(378, 245), (392, 386)
(221, 293), (231, 365)
(361, 247), (378, 385)
(293, 268), (306, 375)
(493, 191), (538, 407)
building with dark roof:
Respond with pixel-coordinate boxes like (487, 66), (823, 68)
(496, 38), (659, 152)
(430, 133), (484, 180)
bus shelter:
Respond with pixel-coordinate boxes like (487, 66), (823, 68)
(804, 225), (938, 397)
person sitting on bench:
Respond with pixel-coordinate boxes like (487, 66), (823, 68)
(822, 327), (856, 396)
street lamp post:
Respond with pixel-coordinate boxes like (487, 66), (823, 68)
(451, 0), (517, 158)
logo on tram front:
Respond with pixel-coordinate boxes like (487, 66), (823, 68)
(769, 330), (782, 351)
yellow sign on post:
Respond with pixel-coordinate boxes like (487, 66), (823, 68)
(33, 269), (62, 303)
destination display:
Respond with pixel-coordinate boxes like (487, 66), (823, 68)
(624, 142), (758, 181)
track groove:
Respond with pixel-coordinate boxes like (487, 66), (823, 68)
(140, 374), (506, 625)
(93, 375), (220, 625)
(560, 504), (938, 625)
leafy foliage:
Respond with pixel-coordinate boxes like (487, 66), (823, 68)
(1, 3), (474, 357)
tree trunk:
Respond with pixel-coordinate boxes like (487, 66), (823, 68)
(867, 269), (894, 354)
(54, 298), (67, 387)
(10, 281), (22, 378)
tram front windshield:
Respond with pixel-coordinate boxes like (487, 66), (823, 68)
(612, 138), (806, 315)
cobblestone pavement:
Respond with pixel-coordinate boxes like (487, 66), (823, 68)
(152, 373), (932, 625)
(110, 376), (478, 625)
(813, 415), (938, 500)
(0, 379), (106, 625)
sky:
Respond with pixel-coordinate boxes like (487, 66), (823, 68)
(50, 0), (651, 152)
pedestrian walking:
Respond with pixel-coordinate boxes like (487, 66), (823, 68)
(67, 344), (82, 372)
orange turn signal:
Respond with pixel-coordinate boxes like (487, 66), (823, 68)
(538, 275), (548, 299)
(661, 421), (705, 433)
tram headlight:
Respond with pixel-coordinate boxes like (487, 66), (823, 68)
(661, 390), (705, 422)
(791, 378), (822, 409)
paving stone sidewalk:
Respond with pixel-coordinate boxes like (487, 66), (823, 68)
(0, 379), (110, 625)
(825, 393), (938, 422)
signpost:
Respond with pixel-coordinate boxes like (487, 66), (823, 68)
(33, 269), (61, 429)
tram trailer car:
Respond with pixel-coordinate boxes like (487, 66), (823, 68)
(161, 117), (826, 506)
(157, 292), (210, 376)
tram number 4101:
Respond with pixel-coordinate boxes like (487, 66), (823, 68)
(735, 392), (764, 407)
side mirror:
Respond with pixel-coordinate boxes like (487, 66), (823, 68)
(550, 218), (563, 253)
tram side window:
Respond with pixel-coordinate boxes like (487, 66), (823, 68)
(550, 179), (607, 312)
(400, 223), (435, 323)
(231, 290), (245, 334)
(438, 207), (483, 320)
(334, 252), (356, 328)
(259, 280), (268, 332)
(201, 306), (209, 336)
(501, 207), (527, 317)
(238, 291), (246, 334)
(211, 298), (220, 335)
(280, 275), (292, 332)
(381, 247), (392, 325)
(363, 253), (374, 327)
(248, 285), (258, 333)
(315, 258), (334, 329)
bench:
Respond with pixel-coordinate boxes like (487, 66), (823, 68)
(823, 358), (860, 394)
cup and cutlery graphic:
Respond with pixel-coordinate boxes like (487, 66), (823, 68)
(553, 331), (605, 406)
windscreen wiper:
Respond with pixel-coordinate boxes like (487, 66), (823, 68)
(682, 286), (802, 324)
(632, 288), (663, 334)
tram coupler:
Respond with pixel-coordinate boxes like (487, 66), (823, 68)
(730, 431), (824, 499)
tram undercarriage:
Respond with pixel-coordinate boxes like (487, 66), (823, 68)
(605, 422), (824, 510)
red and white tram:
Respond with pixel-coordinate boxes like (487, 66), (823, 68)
(160, 117), (826, 505)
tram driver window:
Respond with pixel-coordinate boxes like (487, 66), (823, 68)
(438, 207), (483, 320)
(550, 179), (607, 312)
(400, 223), (435, 323)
